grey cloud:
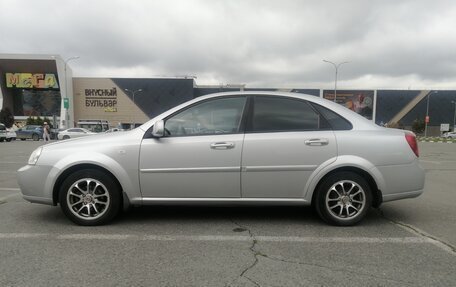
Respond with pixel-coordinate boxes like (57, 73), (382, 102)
(1, 0), (456, 88)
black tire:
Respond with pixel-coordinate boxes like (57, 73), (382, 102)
(20, 138), (26, 141)
(59, 169), (121, 226)
(6, 138), (11, 142)
(32, 134), (39, 141)
(0, 138), (4, 142)
(315, 171), (372, 226)
(63, 135), (70, 140)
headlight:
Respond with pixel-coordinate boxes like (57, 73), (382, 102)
(28, 147), (43, 165)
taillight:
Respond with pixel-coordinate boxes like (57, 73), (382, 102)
(405, 133), (419, 157)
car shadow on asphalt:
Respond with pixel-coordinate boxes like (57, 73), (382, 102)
(114, 205), (385, 227)
(30, 204), (387, 227)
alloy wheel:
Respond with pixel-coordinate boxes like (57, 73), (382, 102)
(66, 178), (110, 220)
(325, 180), (366, 220)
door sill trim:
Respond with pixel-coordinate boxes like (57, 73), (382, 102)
(133, 197), (309, 206)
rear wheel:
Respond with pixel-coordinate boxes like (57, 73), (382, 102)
(63, 135), (70, 140)
(315, 172), (372, 226)
(6, 138), (11, 142)
(59, 169), (121, 226)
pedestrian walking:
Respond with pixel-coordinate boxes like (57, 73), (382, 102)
(43, 122), (51, 142)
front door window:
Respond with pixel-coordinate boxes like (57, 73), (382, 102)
(165, 97), (247, 136)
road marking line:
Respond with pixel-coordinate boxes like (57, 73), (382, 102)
(0, 192), (22, 203)
(0, 233), (432, 244)
(0, 188), (20, 191)
(0, 233), (48, 239)
(419, 160), (441, 164)
(390, 221), (455, 255)
(58, 234), (133, 240)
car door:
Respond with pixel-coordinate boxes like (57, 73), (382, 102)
(241, 95), (337, 198)
(72, 129), (85, 138)
(139, 96), (248, 198)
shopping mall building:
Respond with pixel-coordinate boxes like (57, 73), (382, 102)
(1, 54), (455, 135)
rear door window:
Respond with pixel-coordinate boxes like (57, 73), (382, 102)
(248, 96), (330, 132)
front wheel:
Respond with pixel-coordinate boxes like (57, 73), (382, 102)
(315, 172), (372, 226)
(59, 169), (121, 226)
(32, 134), (39, 141)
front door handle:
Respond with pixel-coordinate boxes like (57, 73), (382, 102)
(305, 138), (329, 146)
(210, 142), (235, 149)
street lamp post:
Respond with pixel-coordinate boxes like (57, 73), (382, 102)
(451, 100), (456, 132)
(124, 88), (143, 128)
(424, 91), (437, 138)
(323, 60), (350, 103)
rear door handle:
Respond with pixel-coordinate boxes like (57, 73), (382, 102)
(210, 142), (235, 149)
(305, 138), (329, 146)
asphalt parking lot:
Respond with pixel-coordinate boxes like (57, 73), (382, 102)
(0, 141), (455, 286)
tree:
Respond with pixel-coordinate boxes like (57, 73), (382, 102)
(0, 108), (14, 128)
(412, 119), (425, 134)
(26, 116), (47, 126)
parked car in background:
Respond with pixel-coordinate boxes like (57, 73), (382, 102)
(105, 128), (125, 133)
(57, 128), (97, 140)
(0, 123), (6, 142)
(442, 131), (456, 138)
(16, 125), (43, 141)
(18, 92), (425, 226)
(6, 128), (17, 141)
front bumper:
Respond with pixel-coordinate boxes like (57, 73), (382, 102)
(17, 164), (55, 205)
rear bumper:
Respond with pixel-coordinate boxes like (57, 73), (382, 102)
(382, 189), (423, 202)
(376, 159), (425, 203)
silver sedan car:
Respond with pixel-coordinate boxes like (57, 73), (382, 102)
(18, 92), (425, 226)
(57, 128), (97, 140)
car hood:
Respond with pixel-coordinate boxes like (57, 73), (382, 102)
(44, 129), (144, 151)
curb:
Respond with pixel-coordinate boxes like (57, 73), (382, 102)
(417, 137), (456, 143)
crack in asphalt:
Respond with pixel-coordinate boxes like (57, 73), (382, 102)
(377, 208), (456, 255)
(258, 254), (415, 286)
(229, 220), (261, 287)
(228, 219), (416, 286)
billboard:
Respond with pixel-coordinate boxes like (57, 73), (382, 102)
(323, 90), (374, 120)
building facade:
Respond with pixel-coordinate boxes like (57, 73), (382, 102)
(1, 54), (455, 135)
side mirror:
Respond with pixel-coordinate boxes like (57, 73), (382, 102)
(152, 120), (165, 138)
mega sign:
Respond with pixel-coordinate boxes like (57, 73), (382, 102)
(6, 73), (59, 89)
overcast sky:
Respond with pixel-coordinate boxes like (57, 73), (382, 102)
(1, 0), (456, 89)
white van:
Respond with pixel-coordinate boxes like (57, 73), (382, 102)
(76, 119), (110, 133)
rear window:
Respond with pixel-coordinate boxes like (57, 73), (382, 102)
(311, 103), (353, 130)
